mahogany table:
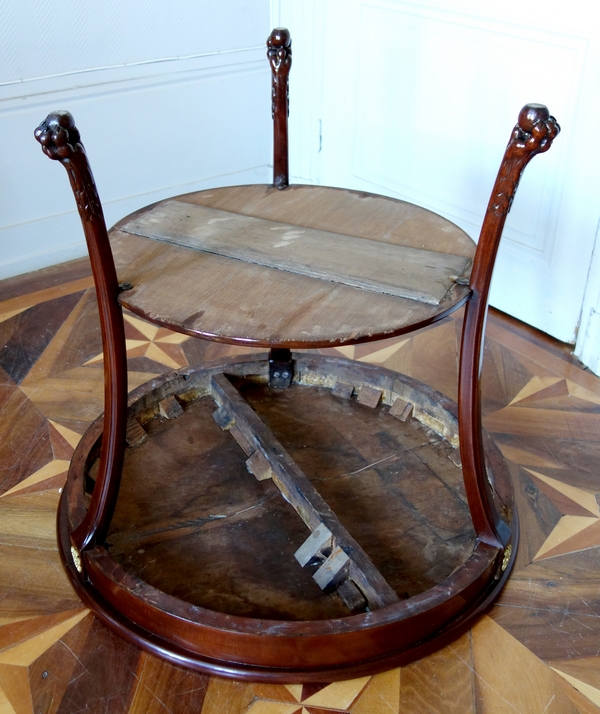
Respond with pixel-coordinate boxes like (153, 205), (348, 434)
(34, 28), (559, 682)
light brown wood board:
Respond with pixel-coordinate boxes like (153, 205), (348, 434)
(112, 185), (474, 346)
(120, 200), (471, 305)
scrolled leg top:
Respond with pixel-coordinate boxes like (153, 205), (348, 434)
(513, 103), (560, 156)
(267, 27), (292, 81)
(34, 111), (83, 160)
(267, 27), (292, 56)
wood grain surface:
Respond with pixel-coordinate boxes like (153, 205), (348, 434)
(121, 200), (470, 304)
(113, 185), (474, 347)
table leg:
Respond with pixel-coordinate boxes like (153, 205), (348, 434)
(458, 104), (560, 548)
(35, 112), (128, 554)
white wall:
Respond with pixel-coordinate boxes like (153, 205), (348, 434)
(0, 1), (272, 279)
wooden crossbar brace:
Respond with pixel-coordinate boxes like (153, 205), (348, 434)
(210, 373), (400, 612)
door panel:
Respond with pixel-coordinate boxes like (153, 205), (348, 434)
(275, 0), (600, 344)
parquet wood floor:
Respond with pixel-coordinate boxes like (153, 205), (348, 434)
(1, 258), (600, 713)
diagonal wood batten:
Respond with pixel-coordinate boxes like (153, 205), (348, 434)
(210, 373), (400, 611)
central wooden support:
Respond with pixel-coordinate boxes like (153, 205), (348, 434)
(211, 372), (400, 612)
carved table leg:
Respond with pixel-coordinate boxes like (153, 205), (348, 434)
(35, 112), (128, 555)
(267, 28), (292, 190)
(458, 104), (560, 551)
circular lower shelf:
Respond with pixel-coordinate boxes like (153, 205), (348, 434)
(58, 353), (517, 682)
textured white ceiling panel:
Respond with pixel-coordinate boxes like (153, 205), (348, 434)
(0, 0), (269, 83)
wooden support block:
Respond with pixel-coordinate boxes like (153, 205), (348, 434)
(159, 395), (184, 420)
(332, 381), (354, 399)
(337, 580), (368, 613)
(357, 385), (381, 408)
(125, 418), (147, 447)
(314, 546), (350, 590)
(294, 523), (333, 567)
(229, 425), (253, 455)
(390, 397), (413, 422)
(449, 449), (462, 467)
(212, 405), (235, 430)
(246, 450), (273, 481)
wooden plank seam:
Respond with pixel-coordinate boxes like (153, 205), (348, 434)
(209, 373), (400, 611)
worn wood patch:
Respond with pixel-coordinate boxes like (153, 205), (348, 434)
(314, 546), (350, 590)
(121, 201), (471, 305)
(125, 418), (147, 447)
(212, 405), (234, 431)
(449, 449), (462, 468)
(210, 373), (400, 610)
(332, 381), (354, 399)
(295, 523), (333, 567)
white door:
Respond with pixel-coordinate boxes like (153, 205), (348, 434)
(273, 0), (600, 349)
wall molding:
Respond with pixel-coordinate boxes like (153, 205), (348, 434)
(0, 48), (272, 280)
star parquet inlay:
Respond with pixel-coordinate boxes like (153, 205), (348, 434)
(1, 259), (600, 712)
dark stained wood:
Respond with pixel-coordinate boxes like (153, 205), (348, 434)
(331, 380), (354, 399)
(458, 105), (560, 548)
(0, 384), (54, 495)
(110, 394), (351, 622)
(30, 32), (559, 684)
(0, 256), (90, 303)
(492, 548), (600, 662)
(235, 372), (479, 596)
(120, 200), (471, 304)
(1, 257), (598, 707)
(34, 111), (129, 552)
(267, 28), (292, 189)
(0, 292), (84, 386)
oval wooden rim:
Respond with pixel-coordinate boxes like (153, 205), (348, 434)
(58, 354), (518, 681)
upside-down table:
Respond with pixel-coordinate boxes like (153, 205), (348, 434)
(34, 28), (559, 682)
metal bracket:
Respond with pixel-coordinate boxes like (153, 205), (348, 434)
(269, 348), (294, 388)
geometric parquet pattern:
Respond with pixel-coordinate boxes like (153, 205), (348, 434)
(2, 258), (600, 713)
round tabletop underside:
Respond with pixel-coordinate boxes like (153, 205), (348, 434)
(112, 185), (475, 348)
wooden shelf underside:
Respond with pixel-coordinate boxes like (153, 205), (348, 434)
(59, 354), (516, 681)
